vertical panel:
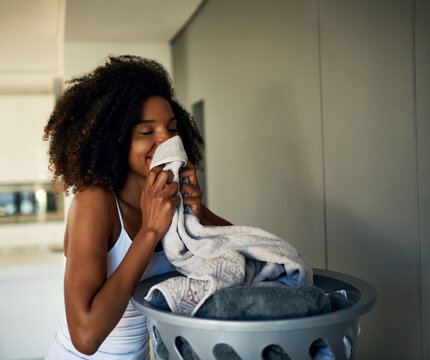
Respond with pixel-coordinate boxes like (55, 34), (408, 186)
(320, 1), (420, 359)
(191, 100), (208, 205)
(172, 0), (326, 267)
(416, 0), (430, 358)
(0, 95), (54, 183)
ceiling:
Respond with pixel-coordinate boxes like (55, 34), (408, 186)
(65, 0), (202, 43)
(0, 0), (62, 73)
(0, 0), (202, 91)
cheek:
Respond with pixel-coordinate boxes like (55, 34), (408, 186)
(127, 142), (153, 175)
(129, 138), (150, 158)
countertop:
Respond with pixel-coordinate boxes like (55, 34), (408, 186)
(0, 245), (63, 279)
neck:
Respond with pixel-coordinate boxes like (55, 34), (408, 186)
(117, 172), (145, 211)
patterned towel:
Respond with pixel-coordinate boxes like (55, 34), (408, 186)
(145, 136), (313, 315)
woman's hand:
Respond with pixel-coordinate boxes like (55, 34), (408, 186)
(180, 161), (203, 220)
(139, 166), (181, 240)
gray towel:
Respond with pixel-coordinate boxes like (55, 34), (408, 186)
(145, 283), (353, 320)
(194, 285), (332, 320)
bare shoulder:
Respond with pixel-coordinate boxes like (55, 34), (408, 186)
(65, 187), (116, 255)
(71, 187), (114, 208)
(68, 187), (115, 219)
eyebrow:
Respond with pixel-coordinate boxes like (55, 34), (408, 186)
(137, 117), (176, 124)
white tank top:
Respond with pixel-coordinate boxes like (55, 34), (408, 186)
(46, 195), (175, 359)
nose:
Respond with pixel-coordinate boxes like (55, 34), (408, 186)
(155, 129), (173, 146)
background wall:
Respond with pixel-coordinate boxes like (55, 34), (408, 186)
(172, 0), (429, 358)
(417, 0), (430, 357)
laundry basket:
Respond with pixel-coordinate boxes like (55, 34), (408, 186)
(132, 269), (376, 360)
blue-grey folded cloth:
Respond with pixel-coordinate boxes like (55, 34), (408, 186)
(327, 291), (354, 311)
(146, 284), (353, 320)
(194, 285), (331, 320)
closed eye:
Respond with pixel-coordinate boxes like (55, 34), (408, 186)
(140, 131), (154, 135)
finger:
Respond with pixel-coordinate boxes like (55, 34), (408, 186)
(165, 171), (174, 184)
(182, 196), (201, 211)
(153, 171), (173, 192)
(180, 161), (195, 175)
(147, 166), (164, 186)
(180, 182), (202, 197)
(179, 168), (195, 178)
(170, 195), (181, 210)
(180, 168), (198, 185)
(164, 182), (179, 198)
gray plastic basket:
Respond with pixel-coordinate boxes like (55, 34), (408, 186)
(132, 269), (376, 360)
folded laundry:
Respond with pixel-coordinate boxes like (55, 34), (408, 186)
(148, 284), (336, 320)
(144, 273), (354, 321)
(194, 285), (333, 320)
(144, 136), (313, 315)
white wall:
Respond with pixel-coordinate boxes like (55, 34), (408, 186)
(173, 0), (325, 267)
(172, 0), (429, 359)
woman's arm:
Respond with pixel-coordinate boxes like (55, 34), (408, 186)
(64, 188), (158, 355)
(201, 204), (232, 226)
(64, 168), (179, 355)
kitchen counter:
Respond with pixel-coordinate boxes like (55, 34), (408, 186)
(0, 245), (63, 282)
(0, 244), (63, 268)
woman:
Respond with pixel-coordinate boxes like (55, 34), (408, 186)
(44, 55), (230, 359)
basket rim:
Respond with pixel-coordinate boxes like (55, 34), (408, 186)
(131, 268), (377, 331)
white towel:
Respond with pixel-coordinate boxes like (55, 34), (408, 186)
(145, 136), (313, 315)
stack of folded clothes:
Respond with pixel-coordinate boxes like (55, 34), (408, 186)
(147, 282), (353, 320)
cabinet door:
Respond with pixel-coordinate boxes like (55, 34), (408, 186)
(0, 263), (64, 359)
(0, 95), (54, 183)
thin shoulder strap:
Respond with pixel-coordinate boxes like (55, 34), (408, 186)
(112, 192), (125, 229)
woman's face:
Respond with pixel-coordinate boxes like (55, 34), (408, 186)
(127, 96), (179, 180)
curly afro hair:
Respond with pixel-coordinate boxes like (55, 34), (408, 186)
(43, 55), (203, 195)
